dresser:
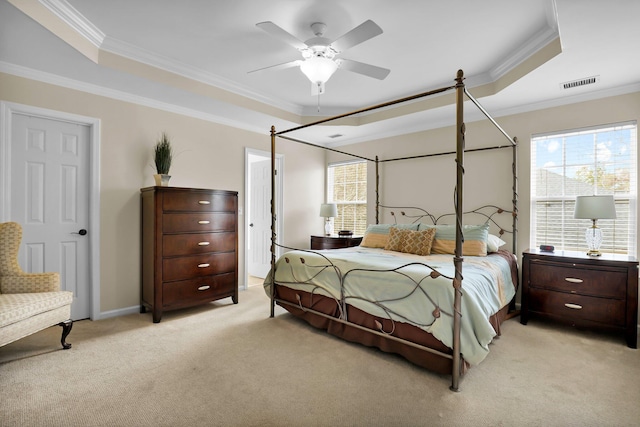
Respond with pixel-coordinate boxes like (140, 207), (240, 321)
(140, 187), (238, 322)
(521, 249), (638, 348)
(310, 235), (363, 250)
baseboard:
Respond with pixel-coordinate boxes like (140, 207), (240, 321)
(97, 306), (140, 320)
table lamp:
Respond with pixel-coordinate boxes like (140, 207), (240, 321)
(319, 203), (338, 236)
(573, 195), (616, 256)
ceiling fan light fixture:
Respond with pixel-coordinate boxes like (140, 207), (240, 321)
(300, 56), (338, 84)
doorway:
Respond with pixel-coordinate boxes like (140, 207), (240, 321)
(244, 148), (283, 289)
(0, 102), (100, 320)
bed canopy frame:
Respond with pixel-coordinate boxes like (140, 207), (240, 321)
(267, 70), (518, 391)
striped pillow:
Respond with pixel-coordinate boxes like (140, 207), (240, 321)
(360, 223), (419, 248)
(419, 223), (490, 256)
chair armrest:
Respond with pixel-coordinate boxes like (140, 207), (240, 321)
(0, 272), (61, 293)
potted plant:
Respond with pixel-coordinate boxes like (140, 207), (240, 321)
(153, 132), (172, 186)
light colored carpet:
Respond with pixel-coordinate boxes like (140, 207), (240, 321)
(1, 284), (638, 427)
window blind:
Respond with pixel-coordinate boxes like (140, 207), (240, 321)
(530, 122), (637, 255)
(327, 161), (367, 235)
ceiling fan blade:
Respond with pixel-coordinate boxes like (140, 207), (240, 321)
(248, 60), (302, 74)
(338, 58), (390, 80)
(331, 20), (383, 53)
(256, 21), (308, 50)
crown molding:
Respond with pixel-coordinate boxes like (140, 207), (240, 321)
(100, 37), (304, 116)
(327, 83), (640, 148)
(0, 61), (268, 135)
(39, 0), (302, 115)
(2, 60), (637, 149)
(40, 0), (104, 47)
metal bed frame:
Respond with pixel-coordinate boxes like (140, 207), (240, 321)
(267, 69), (518, 391)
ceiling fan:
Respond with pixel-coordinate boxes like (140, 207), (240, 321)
(251, 20), (390, 95)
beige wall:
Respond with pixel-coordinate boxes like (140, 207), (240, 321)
(0, 72), (325, 315)
(2, 70), (638, 314)
(329, 91), (640, 263)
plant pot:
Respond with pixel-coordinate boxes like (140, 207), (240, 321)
(153, 174), (171, 186)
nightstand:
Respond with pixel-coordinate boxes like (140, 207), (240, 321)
(310, 235), (363, 250)
(521, 249), (638, 348)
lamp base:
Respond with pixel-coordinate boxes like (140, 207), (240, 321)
(324, 218), (332, 236)
(584, 223), (603, 257)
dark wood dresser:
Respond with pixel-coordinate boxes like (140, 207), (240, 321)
(140, 186), (238, 322)
(521, 249), (638, 348)
(311, 235), (363, 250)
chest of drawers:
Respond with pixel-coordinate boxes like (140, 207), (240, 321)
(141, 187), (238, 322)
(521, 249), (638, 348)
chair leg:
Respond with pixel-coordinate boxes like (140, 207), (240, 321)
(58, 319), (73, 349)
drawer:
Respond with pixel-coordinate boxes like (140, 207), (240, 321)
(528, 261), (627, 299)
(163, 213), (236, 233)
(311, 236), (362, 250)
(162, 273), (236, 306)
(163, 191), (236, 212)
(163, 232), (236, 256)
(528, 287), (626, 326)
(162, 252), (236, 282)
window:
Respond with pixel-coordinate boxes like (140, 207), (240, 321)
(327, 161), (367, 235)
(531, 122), (637, 256)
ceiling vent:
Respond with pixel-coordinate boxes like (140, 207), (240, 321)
(560, 75), (600, 90)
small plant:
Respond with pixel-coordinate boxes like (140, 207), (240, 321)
(154, 132), (172, 175)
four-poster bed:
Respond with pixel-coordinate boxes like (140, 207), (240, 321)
(265, 70), (519, 391)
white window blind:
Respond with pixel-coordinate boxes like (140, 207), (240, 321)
(531, 122), (637, 256)
(327, 161), (367, 235)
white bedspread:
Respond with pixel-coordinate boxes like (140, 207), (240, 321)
(264, 246), (516, 365)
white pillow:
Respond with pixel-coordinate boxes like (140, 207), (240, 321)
(487, 234), (506, 253)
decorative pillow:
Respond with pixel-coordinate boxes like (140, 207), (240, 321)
(360, 223), (419, 248)
(487, 234), (507, 253)
(419, 223), (490, 256)
(384, 226), (405, 251)
(399, 228), (436, 256)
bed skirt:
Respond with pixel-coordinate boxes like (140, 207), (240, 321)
(274, 285), (513, 376)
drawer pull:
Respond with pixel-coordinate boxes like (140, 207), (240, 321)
(198, 200), (211, 205)
(564, 303), (583, 310)
(198, 241), (210, 246)
(197, 285), (210, 291)
(564, 277), (583, 284)
(198, 263), (210, 268)
(198, 220), (210, 224)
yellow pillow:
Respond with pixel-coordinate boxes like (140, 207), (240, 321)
(360, 223), (419, 248)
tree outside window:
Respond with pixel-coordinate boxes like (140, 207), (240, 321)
(531, 122), (637, 255)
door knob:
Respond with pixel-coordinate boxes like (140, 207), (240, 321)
(72, 229), (88, 236)
(249, 223), (254, 227)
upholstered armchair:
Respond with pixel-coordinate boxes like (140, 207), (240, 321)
(0, 222), (73, 349)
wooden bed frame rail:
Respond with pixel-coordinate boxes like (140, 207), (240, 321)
(268, 69), (518, 392)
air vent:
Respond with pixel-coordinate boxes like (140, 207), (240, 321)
(560, 76), (600, 90)
(328, 134), (343, 139)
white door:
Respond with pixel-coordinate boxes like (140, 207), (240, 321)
(248, 159), (273, 278)
(10, 113), (91, 320)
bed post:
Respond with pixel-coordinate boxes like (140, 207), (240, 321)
(451, 69), (465, 392)
(512, 137), (519, 255)
(375, 155), (380, 224)
(270, 125), (277, 318)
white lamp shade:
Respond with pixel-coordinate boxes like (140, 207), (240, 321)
(319, 203), (338, 218)
(574, 195), (617, 220)
(300, 57), (338, 84)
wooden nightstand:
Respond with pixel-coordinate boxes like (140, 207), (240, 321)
(310, 235), (363, 250)
(521, 249), (638, 348)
